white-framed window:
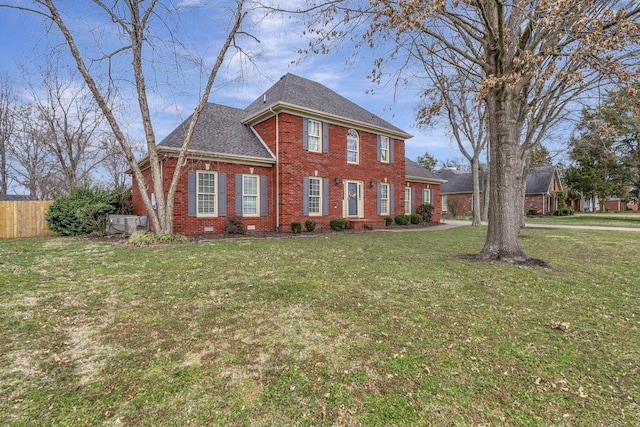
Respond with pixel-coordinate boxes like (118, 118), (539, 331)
(380, 183), (390, 215)
(242, 174), (259, 216)
(423, 188), (431, 205)
(442, 195), (448, 211)
(308, 119), (321, 152)
(380, 135), (389, 163)
(197, 171), (217, 217)
(347, 129), (359, 164)
(405, 187), (411, 215)
(308, 177), (322, 216)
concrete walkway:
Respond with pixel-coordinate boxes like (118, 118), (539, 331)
(440, 219), (640, 233)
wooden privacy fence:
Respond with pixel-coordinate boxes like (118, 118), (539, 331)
(0, 201), (59, 239)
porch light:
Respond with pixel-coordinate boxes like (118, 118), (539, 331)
(370, 180), (375, 188)
(335, 176), (340, 185)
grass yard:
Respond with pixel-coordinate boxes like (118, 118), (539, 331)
(525, 211), (640, 228)
(1, 227), (638, 426)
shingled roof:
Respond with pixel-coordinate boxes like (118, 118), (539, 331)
(438, 166), (558, 195)
(157, 103), (274, 160)
(525, 166), (558, 194)
(405, 158), (447, 183)
(244, 73), (409, 137)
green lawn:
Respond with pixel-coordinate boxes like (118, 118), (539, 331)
(1, 227), (639, 426)
(525, 211), (640, 228)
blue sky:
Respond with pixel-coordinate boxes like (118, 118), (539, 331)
(0, 1), (461, 172)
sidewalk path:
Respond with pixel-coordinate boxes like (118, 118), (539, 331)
(441, 219), (640, 233)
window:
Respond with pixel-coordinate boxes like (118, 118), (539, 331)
(380, 183), (390, 215)
(308, 177), (322, 216)
(307, 119), (321, 152)
(423, 188), (431, 205)
(405, 187), (411, 215)
(442, 195), (448, 211)
(380, 136), (389, 163)
(242, 175), (259, 216)
(197, 171), (217, 216)
(347, 129), (359, 164)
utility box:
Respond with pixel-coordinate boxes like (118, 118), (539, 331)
(108, 215), (143, 236)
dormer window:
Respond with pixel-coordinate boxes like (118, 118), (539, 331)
(347, 129), (359, 164)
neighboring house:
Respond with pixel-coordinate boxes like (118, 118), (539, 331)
(0, 195), (31, 201)
(437, 165), (563, 216)
(568, 196), (638, 212)
(132, 74), (445, 234)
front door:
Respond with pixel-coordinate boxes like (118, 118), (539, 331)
(344, 180), (363, 217)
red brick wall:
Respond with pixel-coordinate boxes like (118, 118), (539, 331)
(270, 112), (407, 231)
(132, 157), (276, 234)
(132, 111), (446, 234)
(406, 182), (442, 223)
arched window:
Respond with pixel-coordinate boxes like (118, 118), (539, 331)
(347, 129), (359, 164)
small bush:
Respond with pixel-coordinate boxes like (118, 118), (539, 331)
(329, 218), (349, 231)
(410, 213), (422, 224)
(384, 216), (393, 226)
(127, 230), (188, 246)
(290, 221), (302, 234)
(224, 216), (246, 235)
(76, 202), (114, 236)
(304, 220), (317, 232)
(553, 208), (575, 216)
(46, 186), (122, 236)
(527, 208), (538, 216)
(418, 203), (434, 223)
(394, 214), (410, 225)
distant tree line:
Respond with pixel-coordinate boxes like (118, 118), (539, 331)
(0, 66), (132, 200)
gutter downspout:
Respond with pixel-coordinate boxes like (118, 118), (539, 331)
(269, 107), (280, 231)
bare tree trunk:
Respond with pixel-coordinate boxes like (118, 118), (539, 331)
(481, 151), (490, 222)
(481, 91), (528, 262)
(471, 157), (481, 226)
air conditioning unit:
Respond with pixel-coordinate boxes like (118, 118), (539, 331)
(108, 215), (141, 236)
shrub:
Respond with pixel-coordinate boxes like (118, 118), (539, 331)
(127, 230), (188, 246)
(304, 220), (317, 232)
(553, 208), (575, 216)
(384, 216), (393, 226)
(394, 214), (410, 225)
(418, 203), (434, 223)
(46, 186), (123, 236)
(76, 202), (114, 236)
(290, 221), (302, 234)
(410, 213), (422, 224)
(527, 208), (538, 216)
(224, 216), (246, 235)
(329, 218), (349, 231)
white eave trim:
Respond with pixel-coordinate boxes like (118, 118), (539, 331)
(406, 175), (447, 184)
(244, 102), (413, 140)
(131, 147), (276, 172)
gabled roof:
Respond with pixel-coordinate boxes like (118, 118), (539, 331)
(244, 73), (411, 139)
(157, 103), (274, 161)
(438, 166), (558, 195)
(525, 166), (558, 194)
(405, 158), (447, 183)
(438, 168), (485, 194)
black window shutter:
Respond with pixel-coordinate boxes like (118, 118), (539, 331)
(260, 176), (268, 217)
(188, 171), (196, 217)
(302, 117), (309, 150)
(218, 173), (227, 217)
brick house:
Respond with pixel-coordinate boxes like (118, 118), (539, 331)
(132, 74), (445, 234)
(437, 165), (563, 217)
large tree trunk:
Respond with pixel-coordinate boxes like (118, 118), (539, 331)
(480, 90), (528, 262)
(471, 157), (482, 226)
